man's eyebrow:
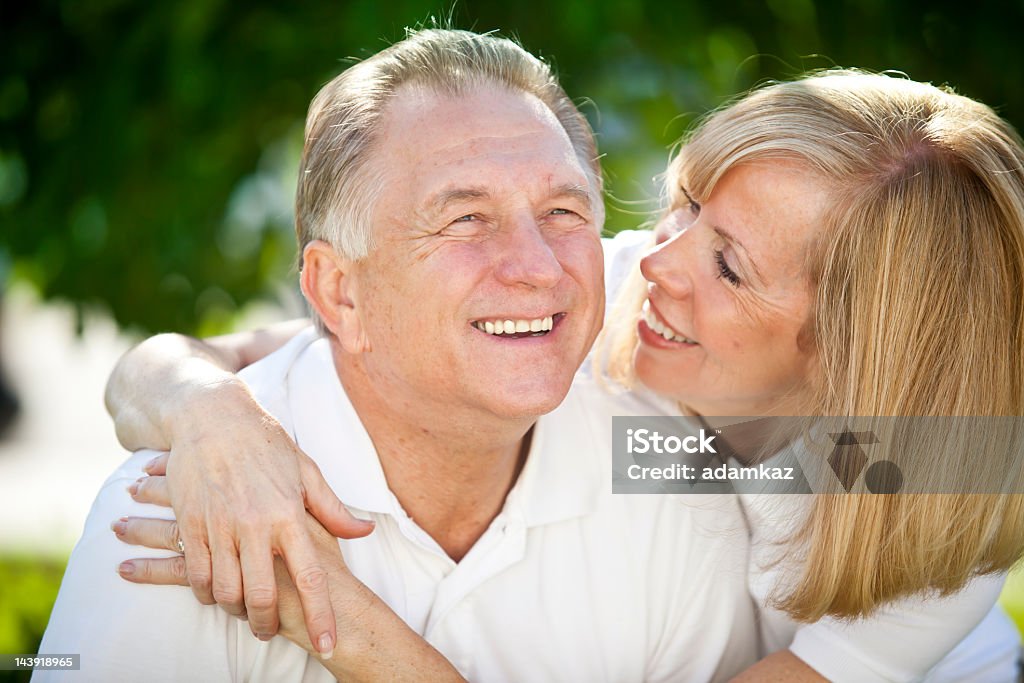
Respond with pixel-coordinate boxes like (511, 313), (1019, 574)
(427, 183), (596, 214)
(550, 183), (596, 209)
(714, 225), (766, 283)
(429, 187), (491, 213)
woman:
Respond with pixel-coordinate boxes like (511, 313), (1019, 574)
(107, 70), (1024, 681)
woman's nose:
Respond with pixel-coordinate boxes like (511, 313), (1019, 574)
(640, 227), (693, 299)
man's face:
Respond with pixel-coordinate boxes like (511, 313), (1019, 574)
(346, 83), (604, 421)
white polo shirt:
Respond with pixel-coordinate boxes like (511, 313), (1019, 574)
(38, 329), (758, 682)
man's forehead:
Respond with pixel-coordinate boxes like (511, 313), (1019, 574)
(386, 80), (554, 129)
(381, 85), (567, 158)
(374, 84), (594, 207)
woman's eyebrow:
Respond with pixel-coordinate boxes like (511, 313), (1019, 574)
(714, 225), (766, 283)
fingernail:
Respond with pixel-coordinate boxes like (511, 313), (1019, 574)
(255, 633), (273, 642)
(110, 518), (127, 536)
(143, 456), (159, 473)
(318, 633), (334, 660)
(127, 478), (142, 496)
(118, 561), (135, 576)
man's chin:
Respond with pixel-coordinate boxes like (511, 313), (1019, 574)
(480, 377), (575, 420)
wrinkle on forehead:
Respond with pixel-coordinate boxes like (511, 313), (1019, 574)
(389, 82), (561, 138)
(421, 129), (580, 169)
(435, 128), (558, 150)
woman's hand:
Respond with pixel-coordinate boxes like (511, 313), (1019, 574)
(104, 322), (373, 656)
(113, 505), (349, 653)
(114, 512), (465, 682)
(128, 390), (374, 660)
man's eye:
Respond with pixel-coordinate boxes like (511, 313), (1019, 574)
(439, 214), (487, 236)
(550, 208), (579, 217)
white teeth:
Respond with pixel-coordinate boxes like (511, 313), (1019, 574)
(473, 315), (557, 336)
(641, 300), (696, 344)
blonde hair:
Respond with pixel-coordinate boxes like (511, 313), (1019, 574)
(600, 70), (1024, 620)
(296, 28), (601, 263)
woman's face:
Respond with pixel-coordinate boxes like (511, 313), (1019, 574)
(634, 160), (830, 416)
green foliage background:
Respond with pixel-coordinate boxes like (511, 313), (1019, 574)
(3, 0), (1024, 672)
(3, 0), (1023, 334)
(0, 557), (66, 682)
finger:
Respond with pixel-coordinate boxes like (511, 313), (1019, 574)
(299, 457), (375, 540)
(118, 556), (189, 586)
(239, 535), (279, 641)
(128, 475), (171, 507)
(179, 522), (215, 605)
(112, 517), (182, 552)
(280, 525), (336, 658)
(143, 452), (170, 476)
(208, 529), (246, 618)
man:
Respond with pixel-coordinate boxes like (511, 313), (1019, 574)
(38, 29), (755, 681)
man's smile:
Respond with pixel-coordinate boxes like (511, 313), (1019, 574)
(471, 312), (566, 338)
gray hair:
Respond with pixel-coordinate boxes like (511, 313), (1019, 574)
(295, 28), (602, 264)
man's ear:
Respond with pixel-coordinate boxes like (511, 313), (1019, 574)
(300, 240), (371, 353)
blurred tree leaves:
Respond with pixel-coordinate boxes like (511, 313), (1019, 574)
(0, 556), (65, 683)
(2, 0), (1022, 334)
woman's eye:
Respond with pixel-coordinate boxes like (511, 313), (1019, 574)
(681, 188), (701, 217)
(714, 249), (741, 287)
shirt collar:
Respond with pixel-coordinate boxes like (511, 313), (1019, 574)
(284, 333), (401, 516)
(506, 379), (603, 527)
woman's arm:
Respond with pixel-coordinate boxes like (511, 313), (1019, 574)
(730, 652), (826, 682)
(114, 513), (464, 682)
(116, 485), (826, 681)
(104, 319), (310, 451)
(103, 319), (375, 659)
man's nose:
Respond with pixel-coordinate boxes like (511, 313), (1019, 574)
(639, 229), (692, 299)
(495, 217), (564, 289)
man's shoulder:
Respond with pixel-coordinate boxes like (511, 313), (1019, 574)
(37, 448), (234, 680)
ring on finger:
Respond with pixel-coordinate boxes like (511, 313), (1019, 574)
(176, 538), (185, 554)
